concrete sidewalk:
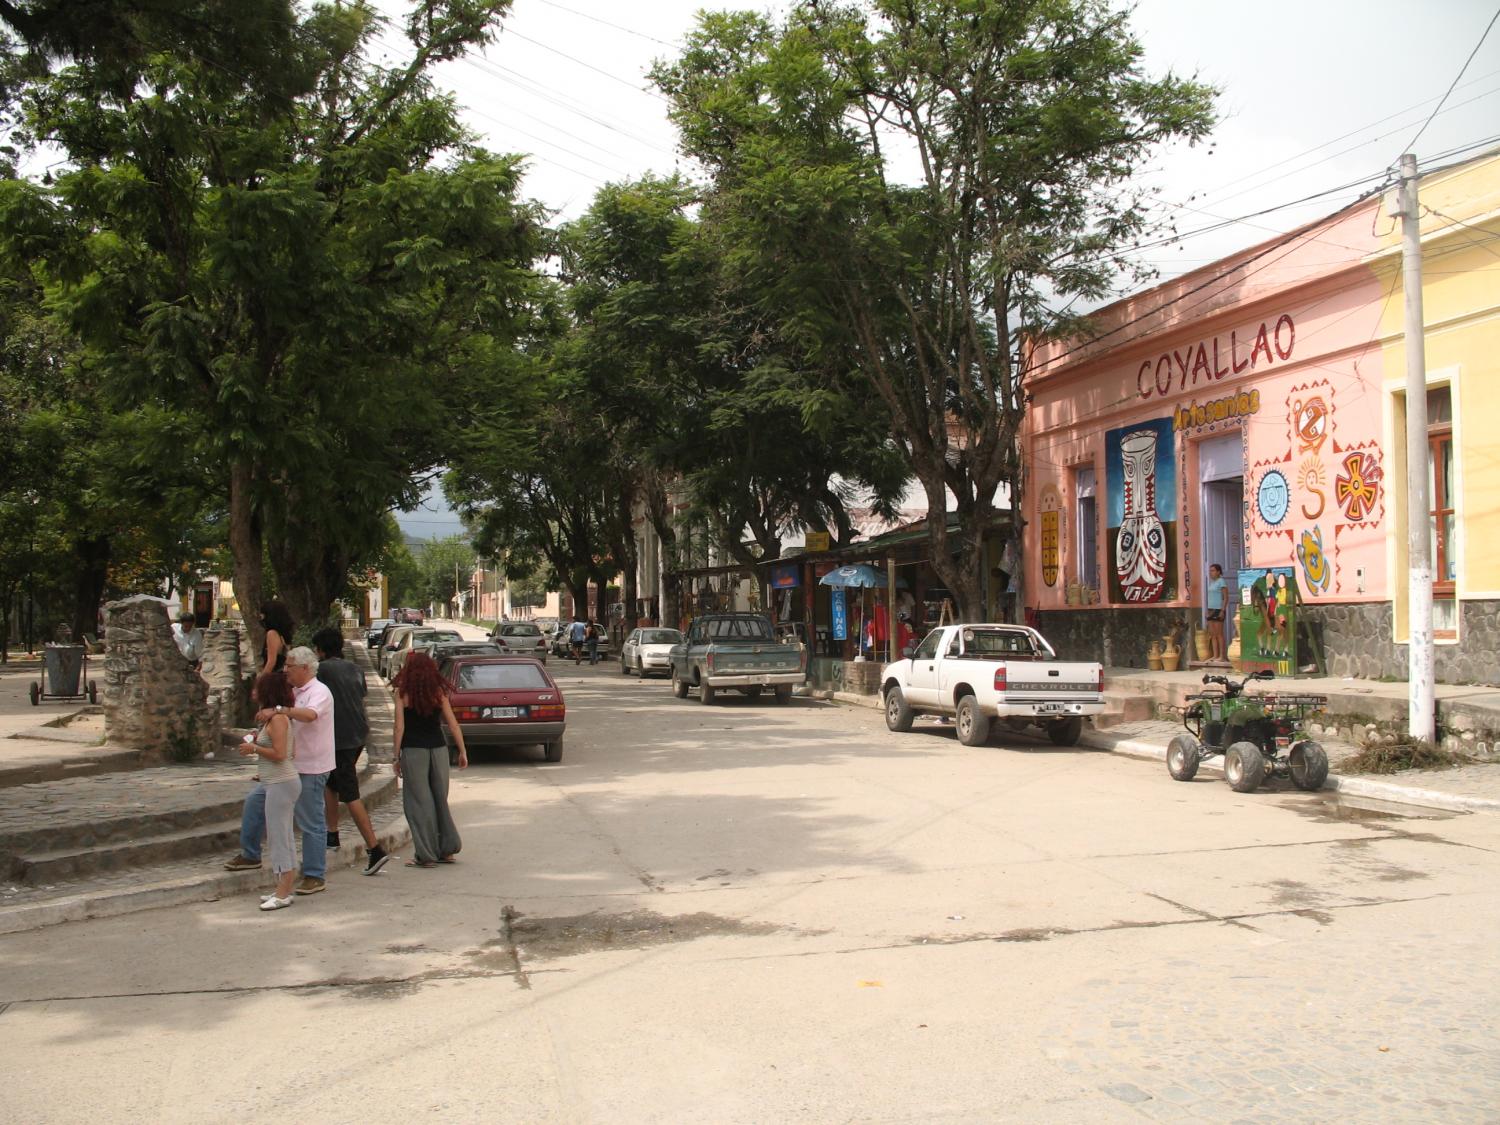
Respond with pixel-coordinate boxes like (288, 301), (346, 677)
(820, 670), (1500, 814)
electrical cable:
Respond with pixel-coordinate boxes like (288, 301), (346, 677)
(498, 27), (671, 102)
(532, 0), (683, 49)
(1400, 3), (1500, 158)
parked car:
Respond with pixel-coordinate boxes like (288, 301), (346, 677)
(548, 622), (611, 659)
(620, 627), (683, 677)
(377, 624), (415, 678)
(393, 607), (424, 625)
(430, 641), (503, 670)
(442, 656), (566, 762)
(880, 623), (1104, 747)
(366, 617), (397, 648)
(490, 621), (549, 663)
(388, 627), (460, 681)
(668, 613), (805, 704)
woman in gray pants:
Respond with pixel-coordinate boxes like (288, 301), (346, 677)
(392, 652), (468, 868)
(240, 671), (300, 910)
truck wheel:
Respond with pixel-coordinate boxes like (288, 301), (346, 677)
(1289, 741), (1329, 790)
(956, 696), (990, 746)
(884, 686), (914, 732)
(699, 682), (716, 705)
(543, 738), (564, 763)
(1225, 741), (1266, 792)
(672, 675), (688, 699)
(774, 684), (793, 705)
(1047, 717), (1083, 746)
(1167, 734), (1202, 781)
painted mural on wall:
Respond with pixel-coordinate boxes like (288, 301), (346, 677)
(1246, 377), (1384, 601)
(1038, 484), (1063, 587)
(1238, 566), (1299, 676)
(1106, 418), (1176, 603)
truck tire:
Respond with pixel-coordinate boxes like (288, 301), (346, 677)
(1167, 734), (1201, 781)
(672, 674), (688, 699)
(699, 682), (716, 705)
(956, 695), (990, 746)
(543, 737), (564, 763)
(1225, 741), (1266, 792)
(1289, 741), (1329, 790)
(1047, 717), (1084, 746)
(884, 685), (914, 732)
(774, 684), (793, 705)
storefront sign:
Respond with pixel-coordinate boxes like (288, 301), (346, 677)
(805, 531), (831, 552)
(830, 587), (847, 640)
(1172, 389), (1260, 432)
(769, 563), (801, 589)
(1137, 314), (1296, 400)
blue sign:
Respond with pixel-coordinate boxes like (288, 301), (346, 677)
(830, 587), (847, 641)
(1256, 469), (1290, 527)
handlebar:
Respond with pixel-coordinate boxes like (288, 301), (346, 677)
(1201, 669), (1275, 691)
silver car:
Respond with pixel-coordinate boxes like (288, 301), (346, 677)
(620, 627), (683, 677)
(491, 621), (550, 663)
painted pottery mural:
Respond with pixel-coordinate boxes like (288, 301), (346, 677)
(1106, 418), (1176, 603)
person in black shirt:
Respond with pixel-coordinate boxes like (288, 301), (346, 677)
(313, 628), (391, 876)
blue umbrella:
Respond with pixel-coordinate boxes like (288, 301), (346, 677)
(819, 564), (888, 588)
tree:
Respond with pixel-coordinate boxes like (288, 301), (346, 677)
(417, 535), (477, 616)
(0, 0), (542, 647)
(654, 0), (1215, 617)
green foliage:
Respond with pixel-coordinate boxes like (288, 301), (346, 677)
(418, 534), (477, 609)
(0, 0), (540, 635)
(653, 0), (1216, 615)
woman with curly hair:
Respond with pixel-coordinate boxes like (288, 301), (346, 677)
(237, 671), (300, 910)
(392, 651), (468, 868)
(258, 598), (295, 677)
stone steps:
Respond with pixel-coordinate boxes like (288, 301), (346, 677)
(1092, 690), (1158, 730)
(6, 766), (398, 886)
(0, 793), (411, 934)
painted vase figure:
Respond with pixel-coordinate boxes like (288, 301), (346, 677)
(1116, 429), (1167, 602)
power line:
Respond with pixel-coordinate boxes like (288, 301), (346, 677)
(533, 0), (683, 49)
(498, 27), (670, 102)
(1401, 4), (1500, 157)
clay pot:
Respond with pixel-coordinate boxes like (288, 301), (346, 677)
(1146, 639), (1163, 670)
(1161, 648), (1181, 672)
(1227, 637), (1242, 671)
(1194, 628), (1211, 661)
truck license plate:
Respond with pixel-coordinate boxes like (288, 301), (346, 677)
(1037, 703), (1066, 714)
(486, 706), (519, 719)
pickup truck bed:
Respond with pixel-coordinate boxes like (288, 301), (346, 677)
(669, 613), (806, 705)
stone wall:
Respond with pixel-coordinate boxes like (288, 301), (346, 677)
(200, 626), (250, 730)
(1036, 607), (1196, 670)
(102, 596), (216, 758)
(1042, 599), (1500, 687)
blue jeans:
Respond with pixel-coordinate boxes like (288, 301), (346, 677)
(239, 772), (330, 879)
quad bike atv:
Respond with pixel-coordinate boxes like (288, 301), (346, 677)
(1166, 669), (1330, 793)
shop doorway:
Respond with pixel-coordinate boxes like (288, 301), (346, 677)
(1198, 433), (1245, 650)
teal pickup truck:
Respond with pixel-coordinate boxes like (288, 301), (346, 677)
(669, 613), (806, 705)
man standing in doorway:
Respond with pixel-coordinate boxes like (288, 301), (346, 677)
(1206, 563), (1227, 664)
(313, 627), (392, 876)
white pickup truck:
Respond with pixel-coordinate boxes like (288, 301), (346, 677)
(880, 623), (1104, 747)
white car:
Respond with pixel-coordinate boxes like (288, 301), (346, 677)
(620, 627), (683, 677)
(881, 623), (1104, 747)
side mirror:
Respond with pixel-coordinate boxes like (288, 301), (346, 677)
(1202, 674), (1212, 684)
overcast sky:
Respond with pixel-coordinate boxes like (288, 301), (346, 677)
(393, 0), (1500, 539)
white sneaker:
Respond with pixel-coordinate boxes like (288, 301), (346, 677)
(259, 895), (294, 911)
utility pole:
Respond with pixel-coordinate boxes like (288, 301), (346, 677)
(1397, 153), (1434, 743)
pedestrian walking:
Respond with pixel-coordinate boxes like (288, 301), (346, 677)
(568, 615), (587, 665)
(230, 671), (300, 911)
(312, 627), (391, 876)
(391, 651), (467, 868)
(223, 646), (334, 895)
(586, 619), (600, 665)
(258, 598), (294, 676)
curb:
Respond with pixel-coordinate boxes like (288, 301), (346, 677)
(1079, 730), (1500, 815)
(0, 818), (412, 935)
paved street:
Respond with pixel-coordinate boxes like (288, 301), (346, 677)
(2, 639), (1498, 1123)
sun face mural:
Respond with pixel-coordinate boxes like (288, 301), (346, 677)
(1106, 418), (1176, 603)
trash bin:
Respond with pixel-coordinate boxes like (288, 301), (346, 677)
(44, 643), (85, 696)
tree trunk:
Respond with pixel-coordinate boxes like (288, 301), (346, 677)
(229, 459), (266, 658)
(71, 534), (112, 643)
(617, 482), (638, 637)
(645, 476), (678, 629)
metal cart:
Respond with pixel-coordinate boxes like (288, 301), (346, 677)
(29, 642), (98, 705)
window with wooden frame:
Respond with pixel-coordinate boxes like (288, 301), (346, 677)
(1428, 386), (1456, 637)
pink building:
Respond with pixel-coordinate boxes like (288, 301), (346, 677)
(1022, 150), (1500, 684)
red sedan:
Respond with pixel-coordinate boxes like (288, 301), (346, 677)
(443, 656), (566, 762)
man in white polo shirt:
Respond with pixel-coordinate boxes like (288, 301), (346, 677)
(224, 645), (336, 895)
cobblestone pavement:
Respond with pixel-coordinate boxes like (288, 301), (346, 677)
(1087, 718), (1500, 807)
